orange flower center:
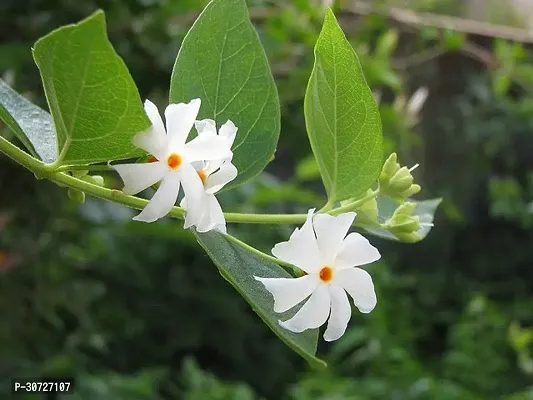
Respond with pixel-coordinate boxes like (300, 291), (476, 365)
(197, 169), (207, 184)
(319, 265), (333, 282)
(166, 153), (182, 170)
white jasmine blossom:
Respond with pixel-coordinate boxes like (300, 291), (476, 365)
(112, 99), (232, 224)
(407, 86), (429, 115)
(255, 209), (380, 341)
(180, 119), (238, 233)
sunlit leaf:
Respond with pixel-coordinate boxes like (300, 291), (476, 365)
(304, 9), (382, 202)
(32, 10), (150, 165)
(170, 0), (280, 190)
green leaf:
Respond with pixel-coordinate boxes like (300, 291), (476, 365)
(32, 10), (150, 165)
(170, 0), (280, 190)
(194, 230), (326, 368)
(364, 197), (441, 242)
(304, 9), (382, 203)
(0, 79), (58, 163)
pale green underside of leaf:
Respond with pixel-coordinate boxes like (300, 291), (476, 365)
(194, 230), (326, 368)
(170, 0), (280, 190)
(305, 9), (382, 203)
(365, 197), (442, 241)
(32, 10), (150, 165)
(0, 79), (58, 163)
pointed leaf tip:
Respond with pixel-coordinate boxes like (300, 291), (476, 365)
(304, 9), (383, 202)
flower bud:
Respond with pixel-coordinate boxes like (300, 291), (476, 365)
(385, 202), (421, 242)
(67, 188), (85, 204)
(379, 153), (421, 201)
(81, 175), (105, 186)
(388, 166), (414, 193)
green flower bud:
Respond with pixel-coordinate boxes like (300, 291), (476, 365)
(401, 184), (421, 198)
(379, 153), (421, 201)
(340, 189), (380, 227)
(67, 188), (85, 204)
(393, 231), (422, 243)
(379, 153), (399, 186)
(81, 175), (105, 186)
(385, 202), (421, 241)
(388, 166), (414, 193)
(91, 175), (105, 186)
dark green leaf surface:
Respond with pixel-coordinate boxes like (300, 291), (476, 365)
(170, 0), (280, 189)
(305, 10), (382, 202)
(0, 79), (57, 163)
(32, 11), (150, 165)
(194, 230), (326, 368)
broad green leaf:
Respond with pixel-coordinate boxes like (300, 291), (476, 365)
(194, 230), (326, 368)
(0, 79), (57, 163)
(170, 0), (280, 190)
(304, 9), (382, 203)
(363, 197), (442, 242)
(32, 10), (150, 165)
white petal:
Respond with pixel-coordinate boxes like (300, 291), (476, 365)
(165, 99), (201, 148)
(254, 275), (319, 313)
(194, 119), (217, 136)
(213, 223), (227, 234)
(335, 267), (376, 314)
(132, 129), (167, 160)
(180, 163), (207, 229)
(323, 285), (351, 342)
(184, 134), (232, 163)
(112, 161), (166, 195)
(133, 172), (180, 223)
(204, 162), (238, 194)
(279, 284), (330, 333)
(196, 194), (226, 233)
(271, 209), (322, 273)
(334, 232), (381, 269)
(219, 120), (238, 147)
(313, 212), (356, 264)
(144, 100), (167, 139)
(133, 100), (168, 158)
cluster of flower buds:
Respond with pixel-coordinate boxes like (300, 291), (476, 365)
(67, 171), (105, 204)
(384, 202), (421, 243)
(378, 153), (421, 202)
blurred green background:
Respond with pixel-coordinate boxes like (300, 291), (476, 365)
(1, 0), (533, 399)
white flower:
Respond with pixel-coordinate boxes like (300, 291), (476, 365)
(255, 209), (381, 342)
(407, 86), (429, 115)
(112, 99), (232, 224)
(180, 119), (238, 233)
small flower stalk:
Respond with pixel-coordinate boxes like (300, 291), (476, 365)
(255, 209), (380, 342)
(378, 153), (421, 202)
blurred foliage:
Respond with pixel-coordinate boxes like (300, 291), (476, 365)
(1, 0), (533, 399)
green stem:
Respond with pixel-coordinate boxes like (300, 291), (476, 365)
(223, 233), (299, 274)
(0, 137), (306, 224)
(0, 136), (376, 227)
(55, 164), (114, 173)
(329, 189), (379, 216)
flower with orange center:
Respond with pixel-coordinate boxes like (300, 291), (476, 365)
(255, 209), (381, 342)
(179, 118), (238, 234)
(166, 153), (182, 170)
(111, 98), (232, 225)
